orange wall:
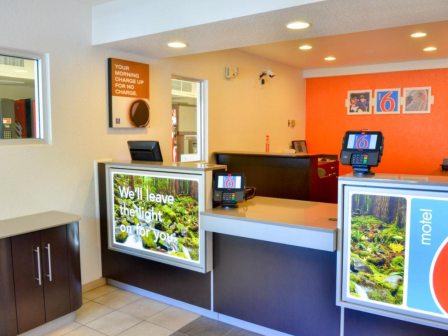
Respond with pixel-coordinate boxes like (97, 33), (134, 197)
(305, 68), (448, 176)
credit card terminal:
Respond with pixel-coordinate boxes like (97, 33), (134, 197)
(340, 130), (384, 176)
(213, 174), (245, 209)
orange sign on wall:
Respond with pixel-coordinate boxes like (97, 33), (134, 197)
(108, 58), (150, 128)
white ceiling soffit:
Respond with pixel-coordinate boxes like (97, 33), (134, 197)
(241, 20), (448, 70)
(92, 0), (323, 45)
(93, 0), (448, 59)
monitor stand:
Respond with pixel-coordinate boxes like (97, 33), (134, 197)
(353, 165), (375, 176)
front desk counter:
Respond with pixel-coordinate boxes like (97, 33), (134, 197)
(97, 158), (342, 336)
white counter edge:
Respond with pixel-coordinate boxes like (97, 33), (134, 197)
(201, 214), (337, 252)
(0, 211), (81, 239)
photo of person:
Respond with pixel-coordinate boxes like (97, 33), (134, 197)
(348, 90), (372, 115)
(404, 87), (431, 114)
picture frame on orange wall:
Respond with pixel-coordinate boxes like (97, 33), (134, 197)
(374, 88), (401, 115)
(403, 87), (432, 114)
(347, 90), (372, 115)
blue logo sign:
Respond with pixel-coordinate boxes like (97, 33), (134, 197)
(376, 90), (399, 113)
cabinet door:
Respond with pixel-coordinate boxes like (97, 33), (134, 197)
(11, 232), (46, 334)
(0, 238), (18, 336)
(67, 222), (82, 311)
(41, 225), (71, 322)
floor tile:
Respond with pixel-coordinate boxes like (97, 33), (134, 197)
(86, 311), (141, 336)
(64, 326), (105, 336)
(119, 297), (170, 320)
(83, 285), (118, 300)
(116, 321), (175, 336)
(147, 306), (200, 331)
(75, 301), (114, 325)
(44, 322), (82, 336)
(82, 298), (91, 305)
(93, 289), (141, 309)
(224, 327), (262, 336)
(177, 316), (233, 336)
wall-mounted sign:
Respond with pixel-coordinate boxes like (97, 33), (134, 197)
(341, 187), (448, 327)
(108, 169), (202, 269)
(347, 90), (372, 115)
(374, 88), (400, 114)
(108, 58), (150, 128)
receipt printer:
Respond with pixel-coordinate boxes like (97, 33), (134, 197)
(213, 174), (245, 209)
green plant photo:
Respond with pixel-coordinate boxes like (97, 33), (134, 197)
(113, 173), (200, 263)
(349, 194), (407, 306)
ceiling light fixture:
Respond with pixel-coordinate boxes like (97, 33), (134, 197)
(411, 32), (427, 38)
(14, 69), (28, 73)
(286, 21), (310, 30)
(324, 56), (336, 61)
(167, 42), (187, 48)
(423, 47), (437, 51)
(299, 45), (312, 50)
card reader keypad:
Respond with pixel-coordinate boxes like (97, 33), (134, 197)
(2, 131), (12, 139)
(351, 153), (368, 165)
(223, 192), (236, 202)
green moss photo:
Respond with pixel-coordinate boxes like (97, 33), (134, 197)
(349, 194), (407, 306)
(113, 173), (200, 263)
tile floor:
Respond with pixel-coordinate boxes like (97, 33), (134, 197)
(45, 285), (261, 336)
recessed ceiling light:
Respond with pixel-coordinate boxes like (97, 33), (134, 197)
(286, 21), (310, 30)
(168, 42), (187, 48)
(411, 32), (427, 38)
(299, 45), (312, 50)
(423, 47), (437, 51)
(324, 56), (336, 61)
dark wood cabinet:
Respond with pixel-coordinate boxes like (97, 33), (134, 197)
(41, 225), (71, 322)
(0, 238), (18, 336)
(11, 231), (46, 334)
(0, 219), (82, 336)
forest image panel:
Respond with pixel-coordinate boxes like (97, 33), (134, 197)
(113, 173), (200, 262)
(349, 194), (407, 306)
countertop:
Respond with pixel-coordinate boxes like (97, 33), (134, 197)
(200, 197), (338, 251)
(339, 173), (448, 187)
(215, 151), (321, 158)
(106, 160), (227, 172)
(0, 211), (81, 239)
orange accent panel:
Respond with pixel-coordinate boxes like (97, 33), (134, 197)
(433, 242), (448, 313)
(305, 69), (448, 175)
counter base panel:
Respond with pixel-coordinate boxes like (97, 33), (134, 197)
(98, 162), (212, 310)
(344, 308), (448, 336)
(213, 233), (341, 336)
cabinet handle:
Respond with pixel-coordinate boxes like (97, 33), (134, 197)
(45, 244), (53, 282)
(331, 166), (335, 169)
(35, 247), (42, 286)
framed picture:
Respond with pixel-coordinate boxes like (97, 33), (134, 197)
(292, 140), (308, 153)
(347, 90), (372, 115)
(374, 88), (401, 114)
(403, 87), (431, 114)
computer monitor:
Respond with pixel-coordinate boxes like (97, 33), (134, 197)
(128, 141), (163, 162)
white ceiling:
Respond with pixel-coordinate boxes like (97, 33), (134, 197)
(240, 20), (448, 70)
(94, 0), (448, 60)
(71, 0), (114, 6)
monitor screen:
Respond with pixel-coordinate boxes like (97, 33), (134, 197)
(128, 141), (163, 162)
(216, 174), (244, 190)
(346, 134), (378, 150)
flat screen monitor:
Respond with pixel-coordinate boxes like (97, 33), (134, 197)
(128, 141), (163, 162)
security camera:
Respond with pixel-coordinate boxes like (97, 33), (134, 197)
(267, 69), (275, 78)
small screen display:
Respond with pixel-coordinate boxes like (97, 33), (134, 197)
(347, 134), (378, 150)
(217, 175), (242, 189)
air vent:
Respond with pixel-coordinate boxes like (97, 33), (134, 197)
(0, 56), (24, 67)
(171, 79), (197, 98)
